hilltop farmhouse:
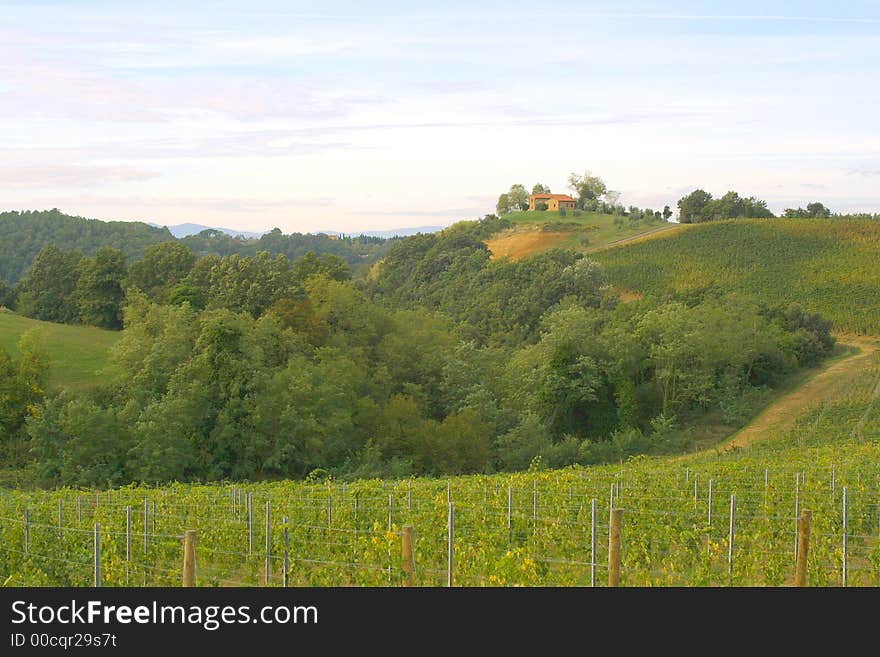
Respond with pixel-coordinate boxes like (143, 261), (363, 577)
(528, 193), (576, 211)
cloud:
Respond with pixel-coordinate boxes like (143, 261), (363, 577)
(37, 196), (336, 211)
(0, 134), (355, 162)
(352, 208), (486, 218)
(0, 164), (159, 189)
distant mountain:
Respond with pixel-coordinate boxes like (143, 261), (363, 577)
(152, 222), (444, 240)
(149, 223), (267, 239)
(319, 225), (445, 239)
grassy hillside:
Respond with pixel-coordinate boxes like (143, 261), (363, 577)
(486, 210), (677, 261)
(0, 310), (120, 390)
(595, 218), (880, 334)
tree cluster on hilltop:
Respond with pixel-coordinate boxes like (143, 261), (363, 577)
(496, 171), (673, 223)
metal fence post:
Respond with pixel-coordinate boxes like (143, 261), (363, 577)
(794, 474), (801, 559)
(590, 498), (597, 587)
(447, 501), (455, 588)
(842, 486), (848, 587)
(728, 494), (736, 581)
(282, 516), (290, 587)
(93, 522), (101, 587)
(247, 492), (254, 557)
(265, 501), (271, 585)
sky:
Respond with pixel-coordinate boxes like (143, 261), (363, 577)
(1, 0), (879, 233)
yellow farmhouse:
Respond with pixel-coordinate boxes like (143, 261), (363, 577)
(528, 193), (577, 211)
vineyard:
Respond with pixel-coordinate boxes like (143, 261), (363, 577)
(595, 218), (880, 334)
(2, 346), (878, 587)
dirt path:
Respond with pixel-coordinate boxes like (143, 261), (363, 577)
(718, 336), (879, 452)
(587, 222), (684, 253)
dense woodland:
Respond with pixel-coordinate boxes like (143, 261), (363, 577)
(0, 209), (389, 287)
(0, 213), (837, 487)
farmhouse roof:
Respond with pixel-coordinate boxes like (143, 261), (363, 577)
(530, 193), (575, 201)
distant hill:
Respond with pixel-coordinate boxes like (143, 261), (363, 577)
(319, 225), (445, 239)
(149, 222), (267, 239)
(0, 209), (173, 284)
(0, 209), (395, 283)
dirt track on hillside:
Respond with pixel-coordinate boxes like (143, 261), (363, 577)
(719, 336), (879, 451)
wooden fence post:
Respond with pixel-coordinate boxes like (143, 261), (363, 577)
(608, 508), (623, 587)
(794, 510), (811, 587)
(401, 525), (415, 587)
(182, 530), (197, 587)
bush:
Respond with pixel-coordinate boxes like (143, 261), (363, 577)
(536, 202), (548, 211)
(558, 208), (567, 217)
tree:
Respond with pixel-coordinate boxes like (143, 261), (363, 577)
(496, 193), (511, 215)
(567, 171), (608, 208)
(676, 189), (713, 223)
(532, 183), (551, 194)
(292, 251), (351, 284)
(128, 242), (196, 303)
(15, 246), (82, 323)
(0, 279), (15, 309)
(662, 206), (673, 221)
(76, 247), (128, 329)
(806, 202), (832, 218)
(0, 332), (48, 462)
(508, 184), (529, 211)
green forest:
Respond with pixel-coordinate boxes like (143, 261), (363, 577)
(0, 213), (837, 487)
(0, 209), (390, 287)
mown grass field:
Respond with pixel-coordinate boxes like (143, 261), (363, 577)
(486, 210), (678, 261)
(595, 218), (880, 334)
(0, 310), (120, 390)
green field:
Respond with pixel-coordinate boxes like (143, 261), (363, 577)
(1, 345), (877, 587)
(595, 218), (880, 334)
(0, 310), (120, 390)
(486, 210), (677, 260)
